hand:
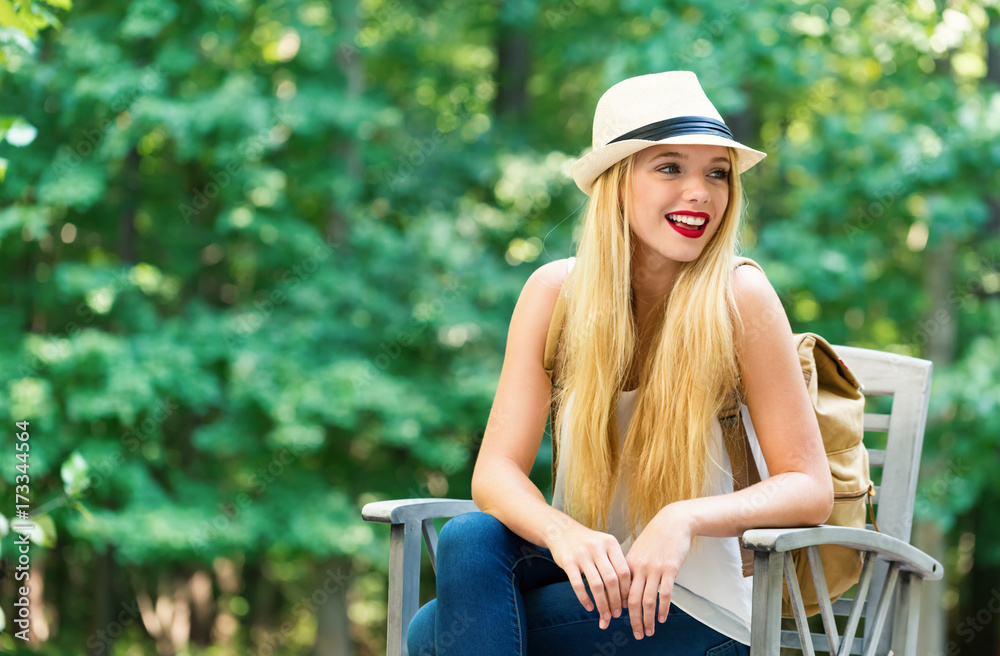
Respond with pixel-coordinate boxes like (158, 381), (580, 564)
(545, 519), (632, 630)
(624, 503), (695, 640)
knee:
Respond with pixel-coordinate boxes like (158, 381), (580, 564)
(407, 600), (436, 656)
(437, 511), (508, 560)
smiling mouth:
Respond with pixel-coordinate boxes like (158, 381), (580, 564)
(665, 212), (709, 226)
(665, 212), (708, 239)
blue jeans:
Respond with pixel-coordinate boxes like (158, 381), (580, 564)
(406, 512), (749, 656)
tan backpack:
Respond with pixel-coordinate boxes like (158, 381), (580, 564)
(542, 256), (876, 618)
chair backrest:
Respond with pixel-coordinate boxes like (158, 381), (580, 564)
(834, 346), (933, 544)
(794, 345), (934, 654)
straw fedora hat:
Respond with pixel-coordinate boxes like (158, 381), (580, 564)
(570, 71), (767, 195)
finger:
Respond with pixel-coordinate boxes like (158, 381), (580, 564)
(607, 548), (631, 617)
(594, 555), (622, 618)
(627, 573), (646, 640)
(581, 564), (611, 628)
(657, 578), (672, 624)
(565, 568), (594, 613)
(642, 576), (658, 637)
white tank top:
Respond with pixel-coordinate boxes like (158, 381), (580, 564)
(549, 259), (771, 646)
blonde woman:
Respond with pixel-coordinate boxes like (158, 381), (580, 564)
(406, 72), (833, 656)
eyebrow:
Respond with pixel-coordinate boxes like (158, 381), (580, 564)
(650, 152), (730, 164)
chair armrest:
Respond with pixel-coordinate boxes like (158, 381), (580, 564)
(741, 525), (942, 580)
(361, 498), (479, 525)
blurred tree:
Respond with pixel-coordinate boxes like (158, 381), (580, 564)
(0, 0), (998, 654)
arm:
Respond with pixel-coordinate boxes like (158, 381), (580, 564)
(624, 263), (834, 640)
(471, 258), (631, 629)
(471, 258), (572, 547)
(673, 262), (834, 535)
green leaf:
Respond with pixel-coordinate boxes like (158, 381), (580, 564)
(15, 517), (55, 548)
(0, 118), (37, 146)
(61, 451), (91, 497)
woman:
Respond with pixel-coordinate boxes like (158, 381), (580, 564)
(406, 71), (833, 656)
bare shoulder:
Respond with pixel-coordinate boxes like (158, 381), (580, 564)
(732, 262), (787, 340)
(513, 257), (575, 359)
(528, 257), (575, 297)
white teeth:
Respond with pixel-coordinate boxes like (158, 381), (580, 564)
(667, 214), (706, 226)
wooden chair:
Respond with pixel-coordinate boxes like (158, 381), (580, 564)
(361, 346), (941, 656)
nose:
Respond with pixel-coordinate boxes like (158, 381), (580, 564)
(682, 175), (711, 204)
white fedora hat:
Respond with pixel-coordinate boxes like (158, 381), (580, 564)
(570, 71), (767, 196)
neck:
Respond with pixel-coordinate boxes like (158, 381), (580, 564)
(630, 247), (682, 330)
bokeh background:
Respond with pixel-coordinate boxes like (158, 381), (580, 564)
(1, 0), (999, 654)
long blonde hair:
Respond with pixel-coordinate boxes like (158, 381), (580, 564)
(553, 147), (747, 537)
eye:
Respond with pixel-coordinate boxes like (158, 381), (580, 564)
(709, 168), (731, 180)
(656, 163), (681, 174)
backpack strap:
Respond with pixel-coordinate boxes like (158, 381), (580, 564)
(720, 256), (766, 577)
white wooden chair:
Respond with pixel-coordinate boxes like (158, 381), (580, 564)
(362, 346), (942, 656)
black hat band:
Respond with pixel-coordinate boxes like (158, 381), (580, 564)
(608, 115), (735, 145)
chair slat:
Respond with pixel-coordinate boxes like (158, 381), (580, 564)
(806, 545), (841, 654)
(862, 562), (901, 656)
(832, 598), (866, 615)
(837, 552), (876, 656)
(782, 631), (865, 654)
(867, 449), (885, 467)
(422, 518), (439, 573)
(864, 413), (891, 431)
(784, 553), (817, 656)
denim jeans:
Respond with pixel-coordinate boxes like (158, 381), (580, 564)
(406, 512), (749, 656)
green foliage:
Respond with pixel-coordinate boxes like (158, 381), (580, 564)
(0, 0), (998, 653)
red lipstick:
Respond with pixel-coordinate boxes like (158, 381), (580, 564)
(665, 211), (710, 238)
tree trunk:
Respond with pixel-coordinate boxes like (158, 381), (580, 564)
(188, 569), (215, 646)
(248, 562), (276, 641)
(967, 488), (1000, 656)
(27, 550), (50, 643)
(329, 4), (364, 248)
(495, 29), (529, 120)
(914, 235), (957, 656)
(310, 557), (352, 656)
(493, 0), (530, 136)
(89, 549), (115, 656)
(953, 17), (1000, 656)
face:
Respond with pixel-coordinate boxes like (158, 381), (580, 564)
(626, 143), (732, 267)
